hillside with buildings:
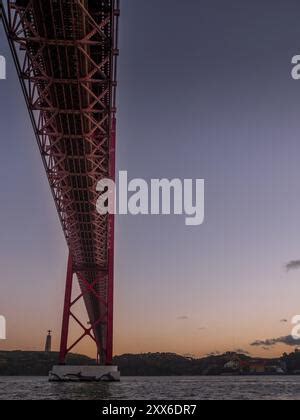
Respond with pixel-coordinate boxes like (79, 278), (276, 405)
(1, 350), (300, 376)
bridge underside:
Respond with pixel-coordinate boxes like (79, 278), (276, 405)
(3, 0), (119, 364)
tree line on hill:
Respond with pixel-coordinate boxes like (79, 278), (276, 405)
(1, 350), (300, 376)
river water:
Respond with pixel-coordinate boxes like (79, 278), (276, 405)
(0, 376), (300, 400)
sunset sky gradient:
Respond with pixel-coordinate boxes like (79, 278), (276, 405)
(1, 0), (300, 359)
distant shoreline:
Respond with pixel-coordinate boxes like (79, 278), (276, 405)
(1, 350), (300, 376)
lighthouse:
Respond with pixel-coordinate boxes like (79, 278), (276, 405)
(45, 330), (52, 353)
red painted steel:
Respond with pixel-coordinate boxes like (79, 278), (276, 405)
(107, 117), (116, 364)
(59, 253), (74, 364)
(2, 0), (120, 365)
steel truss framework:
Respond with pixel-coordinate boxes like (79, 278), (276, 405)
(2, 0), (119, 365)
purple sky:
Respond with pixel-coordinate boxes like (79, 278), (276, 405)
(1, 0), (300, 358)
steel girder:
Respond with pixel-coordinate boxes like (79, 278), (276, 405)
(2, 0), (119, 364)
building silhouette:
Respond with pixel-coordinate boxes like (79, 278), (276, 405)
(45, 330), (52, 353)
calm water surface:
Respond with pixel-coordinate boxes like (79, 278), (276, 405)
(0, 376), (300, 400)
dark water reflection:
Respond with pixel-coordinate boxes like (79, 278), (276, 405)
(1, 376), (300, 400)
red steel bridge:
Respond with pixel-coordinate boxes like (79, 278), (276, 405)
(1, 0), (120, 365)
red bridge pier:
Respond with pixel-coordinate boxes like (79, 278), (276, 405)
(2, 0), (120, 381)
